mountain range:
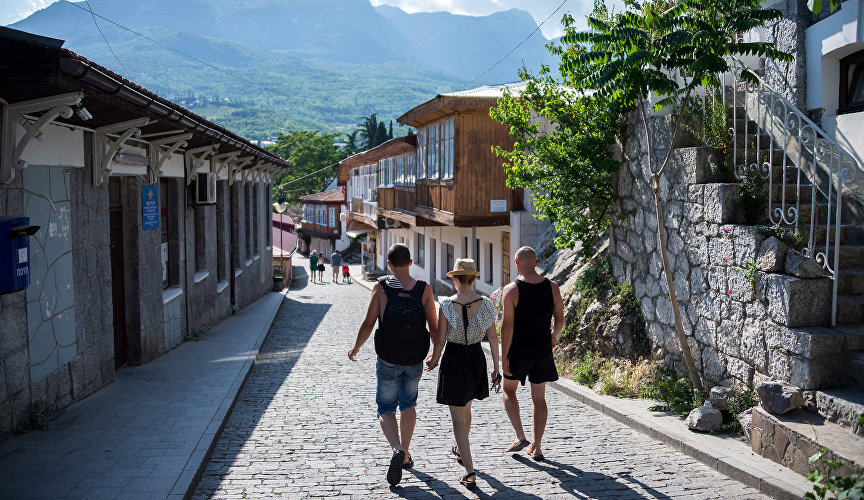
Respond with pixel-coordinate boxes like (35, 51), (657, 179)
(10, 0), (555, 140)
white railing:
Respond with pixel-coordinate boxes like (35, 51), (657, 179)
(724, 63), (863, 326)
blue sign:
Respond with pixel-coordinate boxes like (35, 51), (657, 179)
(142, 185), (159, 230)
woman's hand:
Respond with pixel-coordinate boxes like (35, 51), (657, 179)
(491, 370), (502, 393)
(424, 353), (439, 371)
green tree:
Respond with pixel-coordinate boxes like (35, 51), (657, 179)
(388, 120), (394, 140)
(357, 113), (380, 151)
(375, 121), (389, 147)
(494, 0), (791, 391)
(344, 130), (361, 156)
(268, 130), (346, 202)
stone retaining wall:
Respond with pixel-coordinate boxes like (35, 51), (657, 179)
(609, 117), (835, 389)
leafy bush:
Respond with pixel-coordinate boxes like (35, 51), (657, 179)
(572, 351), (603, 386)
(719, 385), (757, 435)
(753, 225), (807, 251)
(805, 449), (864, 500)
(682, 88), (734, 181)
(736, 166), (768, 224)
(643, 370), (703, 415)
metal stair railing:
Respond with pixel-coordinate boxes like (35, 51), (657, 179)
(723, 62), (864, 327)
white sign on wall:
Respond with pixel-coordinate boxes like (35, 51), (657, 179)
(161, 242), (168, 282)
(329, 207), (336, 227)
(490, 199), (507, 212)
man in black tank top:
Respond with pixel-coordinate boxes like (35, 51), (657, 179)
(500, 246), (564, 460)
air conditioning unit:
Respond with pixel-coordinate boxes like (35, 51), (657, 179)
(195, 172), (217, 204)
(383, 217), (401, 229)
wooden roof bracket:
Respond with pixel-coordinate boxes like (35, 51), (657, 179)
(180, 143), (218, 186)
(1, 92), (83, 184)
(148, 133), (193, 185)
(92, 117), (153, 186)
(230, 156), (254, 186)
(212, 151), (241, 181)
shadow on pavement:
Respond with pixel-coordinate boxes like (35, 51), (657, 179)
(511, 455), (673, 499)
(190, 288), (331, 496)
(395, 468), (542, 499)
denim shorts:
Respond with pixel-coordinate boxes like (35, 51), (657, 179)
(376, 358), (423, 417)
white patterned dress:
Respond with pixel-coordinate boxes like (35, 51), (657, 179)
(436, 297), (496, 406)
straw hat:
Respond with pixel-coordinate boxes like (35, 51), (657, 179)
(446, 258), (481, 277)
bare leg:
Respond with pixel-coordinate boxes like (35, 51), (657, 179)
(379, 413), (403, 453)
(529, 382), (548, 456)
(399, 408), (416, 464)
(449, 403), (475, 477)
(503, 379), (527, 445)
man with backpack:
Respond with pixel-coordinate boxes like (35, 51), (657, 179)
(348, 243), (438, 486)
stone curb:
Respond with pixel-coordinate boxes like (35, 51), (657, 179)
(480, 344), (812, 500)
(169, 290), (287, 500)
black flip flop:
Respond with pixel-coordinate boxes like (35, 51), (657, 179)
(387, 450), (405, 486)
(460, 471), (477, 489)
(451, 443), (463, 464)
(402, 452), (414, 470)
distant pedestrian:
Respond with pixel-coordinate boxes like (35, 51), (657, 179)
(425, 259), (500, 489)
(330, 250), (343, 283)
(342, 265), (351, 284)
(500, 246), (564, 461)
(348, 243), (438, 486)
(309, 251), (319, 284)
(317, 261), (325, 282)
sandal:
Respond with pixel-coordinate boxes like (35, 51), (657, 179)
(506, 439), (530, 453)
(402, 452), (414, 470)
(387, 450), (405, 486)
(451, 443), (463, 465)
(527, 446), (545, 461)
(460, 471), (477, 489)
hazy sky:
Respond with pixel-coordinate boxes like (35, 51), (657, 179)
(3, 0), (597, 37)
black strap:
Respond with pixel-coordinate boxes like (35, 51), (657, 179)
(453, 298), (483, 344)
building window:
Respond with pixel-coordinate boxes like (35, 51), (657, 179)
(474, 238), (480, 264)
(440, 117), (454, 179)
(840, 49), (864, 114)
(216, 181), (227, 282)
(252, 184), (259, 254)
(427, 123), (439, 179)
(417, 129), (427, 179)
(194, 206), (206, 272)
(159, 179), (171, 289)
(416, 233), (425, 267)
(445, 242), (454, 281)
(462, 236), (469, 258)
(486, 242), (493, 284)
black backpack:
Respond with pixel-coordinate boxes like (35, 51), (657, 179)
(374, 278), (430, 365)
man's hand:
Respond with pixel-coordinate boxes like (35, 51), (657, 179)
(348, 346), (360, 361)
(503, 357), (512, 377)
(424, 353), (438, 371)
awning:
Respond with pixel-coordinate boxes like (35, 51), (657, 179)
(346, 229), (374, 239)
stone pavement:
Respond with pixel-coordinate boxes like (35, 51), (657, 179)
(0, 290), (285, 500)
(193, 262), (769, 499)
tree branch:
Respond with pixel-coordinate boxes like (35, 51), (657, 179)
(638, 97), (657, 178)
(657, 86), (693, 178)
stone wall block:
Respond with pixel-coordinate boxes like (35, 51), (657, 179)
(784, 250), (825, 278)
(703, 184), (740, 223)
(701, 344), (727, 384)
(756, 237), (788, 272)
(4, 348), (29, 395)
(765, 274), (831, 327)
(741, 318), (768, 370)
(727, 357), (756, 385)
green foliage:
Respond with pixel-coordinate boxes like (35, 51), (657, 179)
(681, 88), (734, 180)
(490, 44), (622, 252)
(643, 370), (703, 415)
(269, 130), (347, 202)
(859, 414), (864, 427)
(805, 448), (864, 499)
(736, 167), (768, 224)
(614, 282), (651, 357)
(753, 225), (807, 251)
(806, 0), (842, 15)
(573, 351), (603, 386)
(22, 408), (50, 431)
(719, 385), (757, 435)
(735, 260), (760, 297)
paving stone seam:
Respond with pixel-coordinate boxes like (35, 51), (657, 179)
(170, 290), (287, 500)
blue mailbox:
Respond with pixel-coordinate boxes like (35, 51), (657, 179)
(0, 216), (40, 295)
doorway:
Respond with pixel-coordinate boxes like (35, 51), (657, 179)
(108, 178), (128, 369)
(430, 237), (437, 291)
(502, 231), (511, 285)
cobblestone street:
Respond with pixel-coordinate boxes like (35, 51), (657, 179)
(193, 268), (768, 499)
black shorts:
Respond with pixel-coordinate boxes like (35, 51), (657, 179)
(504, 354), (559, 386)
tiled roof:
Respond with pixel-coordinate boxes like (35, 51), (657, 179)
(272, 213), (295, 226)
(297, 188), (345, 203)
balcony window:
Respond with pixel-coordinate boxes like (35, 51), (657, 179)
(417, 129), (427, 179)
(840, 49), (864, 114)
(427, 124), (438, 179)
(416, 232), (425, 267)
(444, 242), (454, 281)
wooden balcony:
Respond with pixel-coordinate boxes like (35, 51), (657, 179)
(349, 197), (378, 229)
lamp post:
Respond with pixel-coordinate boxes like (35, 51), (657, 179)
(272, 193), (288, 279)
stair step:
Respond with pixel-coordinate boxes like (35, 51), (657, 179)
(733, 119), (758, 134)
(838, 269), (864, 294)
(846, 352), (864, 390)
(769, 183), (814, 203)
(812, 388), (864, 436)
(837, 295), (864, 324)
(734, 133), (773, 150)
(772, 202), (859, 225)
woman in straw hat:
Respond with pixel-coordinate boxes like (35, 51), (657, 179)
(425, 258), (501, 489)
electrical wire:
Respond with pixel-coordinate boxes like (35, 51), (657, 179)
(462, 0), (569, 88)
(61, 0), (311, 107)
(83, 0), (136, 83)
(274, 161), (341, 191)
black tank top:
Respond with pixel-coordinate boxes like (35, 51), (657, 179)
(511, 278), (554, 360)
